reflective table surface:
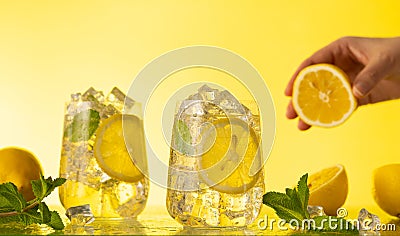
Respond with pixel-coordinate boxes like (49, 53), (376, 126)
(0, 205), (399, 235)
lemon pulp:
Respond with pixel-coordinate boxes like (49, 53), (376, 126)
(94, 114), (145, 183)
(292, 64), (357, 127)
(199, 117), (262, 194)
(308, 164), (348, 216)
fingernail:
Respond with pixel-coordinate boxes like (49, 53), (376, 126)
(353, 83), (366, 97)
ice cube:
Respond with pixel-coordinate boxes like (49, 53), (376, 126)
(106, 87), (135, 112)
(101, 104), (120, 119)
(168, 167), (200, 191)
(65, 204), (95, 226)
(201, 190), (220, 208)
(198, 84), (218, 101)
(82, 87), (105, 103)
(182, 85), (253, 118)
(358, 208), (380, 234)
(307, 205), (326, 218)
(66, 101), (92, 118)
(100, 172), (112, 183)
(80, 87), (106, 114)
(177, 100), (205, 117)
(100, 179), (148, 217)
(65, 93), (84, 118)
(214, 90), (238, 107)
(80, 157), (104, 190)
(71, 93), (82, 102)
(187, 93), (202, 100)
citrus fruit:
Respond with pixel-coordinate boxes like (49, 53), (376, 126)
(0, 147), (43, 201)
(292, 64), (357, 127)
(94, 114), (145, 183)
(372, 164), (400, 218)
(308, 164), (348, 216)
(199, 117), (262, 194)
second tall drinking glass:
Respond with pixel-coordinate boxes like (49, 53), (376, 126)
(167, 85), (265, 227)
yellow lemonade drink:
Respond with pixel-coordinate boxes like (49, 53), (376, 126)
(59, 87), (149, 218)
(166, 85), (264, 227)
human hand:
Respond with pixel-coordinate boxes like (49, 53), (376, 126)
(285, 36), (400, 130)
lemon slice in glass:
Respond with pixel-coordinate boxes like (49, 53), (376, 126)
(199, 117), (261, 194)
(94, 114), (145, 183)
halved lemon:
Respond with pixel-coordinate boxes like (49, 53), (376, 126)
(199, 117), (262, 194)
(308, 164), (348, 216)
(94, 114), (145, 183)
(0, 147), (43, 201)
(292, 64), (357, 127)
(372, 164), (400, 217)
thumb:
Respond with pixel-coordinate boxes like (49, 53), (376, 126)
(352, 59), (389, 98)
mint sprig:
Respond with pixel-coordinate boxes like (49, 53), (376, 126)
(262, 174), (357, 232)
(0, 176), (66, 230)
(263, 174), (310, 224)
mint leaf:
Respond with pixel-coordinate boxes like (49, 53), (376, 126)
(0, 214), (19, 224)
(48, 211), (64, 230)
(263, 191), (305, 223)
(42, 177), (66, 199)
(173, 119), (192, 155)
(52, 177), (68, 188)
(297, 174), (310, 218)
(31, 179), (43, 201)
(31, 176), (66, 201)
(65, 109), (100, 142)
(0, 183), (27, 212)
(0, 176), (66, 230)
(19, 207), (41, 225)
(285, 188), (303, 215)
(0, 192), (15, 213)
(38, 202), (51, 224)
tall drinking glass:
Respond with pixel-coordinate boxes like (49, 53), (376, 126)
(166, 85), (264, 227)
(59, 87), (149, 218)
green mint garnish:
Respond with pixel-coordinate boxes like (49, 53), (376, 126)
(262, 174), (357, 232)
(0, 176), (66, 230)
(66, 109), (100, 142)
(263, 174), (310, 224)
(173, 119), (192, 155)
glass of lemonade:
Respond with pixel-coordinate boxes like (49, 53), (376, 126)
(59, 87), (149, 218)
(166, 85), (265, 227)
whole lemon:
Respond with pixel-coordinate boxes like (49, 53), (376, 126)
(0, 147), (43, 201)
(308, 164), (348, 216)
(373, 164), (400, 218)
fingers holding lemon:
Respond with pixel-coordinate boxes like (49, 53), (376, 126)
(0, 147), (43, 201)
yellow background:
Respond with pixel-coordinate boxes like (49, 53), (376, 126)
(1, 0), (400, 215)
